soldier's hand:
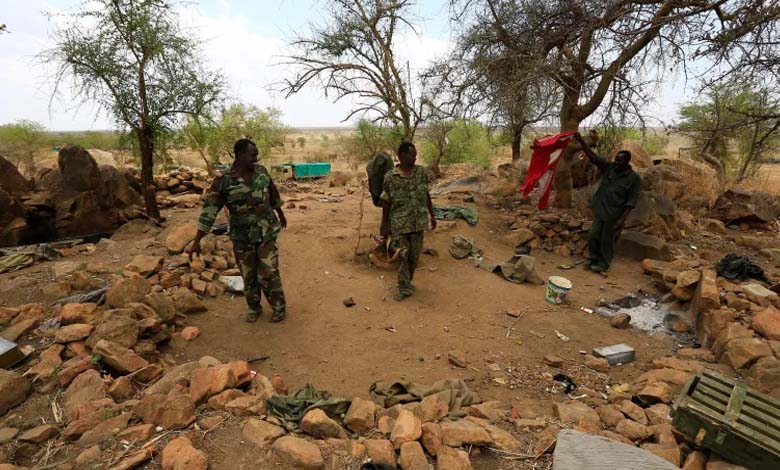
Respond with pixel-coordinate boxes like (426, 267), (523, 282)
(430, 216), (437, 231)
(277, 211), (288, 229)
(187, 240), (202, 259)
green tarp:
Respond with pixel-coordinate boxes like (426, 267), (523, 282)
(266, 384), (351, 431)
(433, 205), (478, 225)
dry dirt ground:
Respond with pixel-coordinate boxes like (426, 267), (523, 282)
(0, 173), (680, 469)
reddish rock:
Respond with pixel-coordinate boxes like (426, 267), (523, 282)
(437, 446), (472, 469)
(63, 398), (119, 438)
(124, 255), (163, 277)
(466, 416), (522, 451)
(162, 436), (207, 470)
(272, 435), (325, 469)
(181, 326), (200, 341)
(207, 389), (248, 411)
(344, 397), (378, 434)
(747, 357), (780, 394)
(165, 222), (198, 254)
(93, 339), (149, 374)
(58, 357), (97, 386)
(691, 268), (720, 324)
(712, 323), (753, 358)
(421, 422), (442, 456)
(301, 408), (346, 439)
(117, 423), (155, 442)
(108, 376), (136, 402)
(682, 450), (708, 470)
(391, 409), (422, 449)
(134, 391), (196, 429)
(597, 404), (625, 428)
(55, 323), (94, 343)
(597, 430), (635, 446)
(59, 303), (99, 324)
(636, 368), (692, 388)
(651, 356), (706, 373)
(25, 344), (64, 380)
(271, 374), (288, 394)
(544, 354), (565, 366)
(752, 307), (780, 340)
(638, 382), (673, 404)
(79, 412), (131, 446)
(553, 400), (601, 425)
(143, 292), (177, 323)
(19, 424), (58, 443)
(242, 418), (286, 447)
(440, 419), (492, 447)
(619, 400), (649, 425)
(465, 400), (505, 422)
(610, 313), (631, 329)
(399, 441), (428, 470)
(364, 439), (397, 468)
(189, 366), (237, 404)
(641, 442), (681, 466)
(645, 404), (672, 425)
(415, 394), (449, 423)
(106, 275), (151, 308)
(584, 354), (609, 372)
(63, 370), (106, 419)
(86, 315), (140, 349)
(723, 337), (773, 369)
(615, 419), (653, 442)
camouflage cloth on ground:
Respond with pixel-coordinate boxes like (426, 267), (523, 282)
(196, 164), (286, 315)
(380, 165), (432, 235)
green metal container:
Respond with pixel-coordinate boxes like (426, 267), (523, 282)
(672, 370), (780, 470)
(283, 162), (331, 179)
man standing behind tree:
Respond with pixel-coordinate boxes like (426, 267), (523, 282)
(189, 138), (288, 323)
(574, 132), (640, 273)
(380, 142), (436, 301)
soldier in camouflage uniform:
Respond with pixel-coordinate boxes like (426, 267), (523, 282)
(381, 142), (436, 301)
(189, 138), (288, 323)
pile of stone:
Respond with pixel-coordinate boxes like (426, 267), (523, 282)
(642, 258), (780, 398)
(153, 168), (211, 209)
(505, 209), (590, 257)
(0, 146), (144, 247)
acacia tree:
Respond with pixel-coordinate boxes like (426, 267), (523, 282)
(43, 0), (224, 219)
(457, 0), (775, 207)
(283, 0), (426, 142)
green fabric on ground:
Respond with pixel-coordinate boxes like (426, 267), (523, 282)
(369, 379), (481, 413)
(0, 243), (61, 274)
(433, 205), (478, 225)
(449, 235), (482, 259)
(266, 384), (351, 431)
(0, 253), (34, 274)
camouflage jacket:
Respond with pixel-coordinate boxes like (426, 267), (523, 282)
(380, 165), (432, 235)
(197, 164), (283, 244)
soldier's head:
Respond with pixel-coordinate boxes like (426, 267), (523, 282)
(397, 142), (417, 168)
(615, 150), (632, 171)
(234, 138), (258, 167)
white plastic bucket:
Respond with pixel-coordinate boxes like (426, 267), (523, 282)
(545, 276), (572, 304)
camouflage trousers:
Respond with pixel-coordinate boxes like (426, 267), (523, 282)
(234, 239), (286, 316)
(395, 231), (424, 296)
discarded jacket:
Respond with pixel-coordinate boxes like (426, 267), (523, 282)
(369, 379), (481, 412)
(449, 235), (482, 259)
(433, 205), (478, 225)
(716, 253), (769, 283)
(477, 254), (544, 284)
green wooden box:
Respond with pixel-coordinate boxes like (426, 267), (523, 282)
(672, 370), (780, 470)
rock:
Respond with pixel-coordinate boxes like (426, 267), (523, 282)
(415, 394), (448, 423)
(596, 430), (635, 446)
(0, 428), (18, 444)
(59, 303), (99, 324)
(610, 313), (631, 329)
(143, 293), (177, 323)
(652, 357), (706, 373)
(344, 397), (377, 434)
(1, 317), (37, 341)
(0, 155), (32, 196)
(106, 276), (151, 308)
(682, 449), (708, 470)
(712, 188), (780, 224)
(399, 441), (428, 470)
(165, 222), (198, 254)
(378, 416), (395, 435)
(554, 400), (601, 425)
(465, 400), (505, 422)
(440, 419), (492, 447)
(94, 340), (150, 376)
(619, 400), (649, 425)
(391, 409), (422, 449)
(181, 326), (200, 341)
(86, 314), (140, 350)
(55, 323), (94, 343)
(437, 445), (472, 469)
(645, 404), (672, 426)
(448, 350), (468, 368)
(641, 442), (681, 466)
(672, 270), (701, 301)
(743, 283), (778, 304)
(420, 422), (442, 456)
(691, 268), (721, 325)
(111, 447), (157, 470)
(162, 436), (207, 470)
(301, 408), (346, 439)
(242, 418), (286, 447)
(189, 366), (238, 404)
(63, 398), (120, 439)
(638, 382), (673, 404)
(700, 309), (739, 348)
(117, 423), (155, 442)
(752, 307), (780, 340)
(466, 416), (522, 451)
(584, 354), (610, 372)
(713, 322), (753, 357)
(63, 370), (106, 419)
(747, 357), (780, 394)
(616, 231), (671, 261)
(58, 357), (97, 386)
(723, 337), (773, 369)
(143, 362), (200, 396)
(172, 289), (207, 314)
(75, 445), (102, 466)
(272, 435), (325, 469)
(25, 344), (64, 381)
(271, 374), (288, 394)
(544, 354), (565, 367)
(664, 313), (692, 333)
(364, 439), (397, 468)
(125, 255), (164, 277)
(597, 404), (625, 428)
(706, 455), (748, 469)
(79, 411), (131, 446)
(207, 389), (247, 411)
(677, 348), (716, 363)
(615, 419), (653, 442)
(134, 391), (196, 429)
(508, 228), (536, 247)
(18, 424), (58, 443)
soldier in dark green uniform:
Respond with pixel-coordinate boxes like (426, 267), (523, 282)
(380, 142), (436, 301)
(574, 132), (641, 273)
(189, 138), (288, 323)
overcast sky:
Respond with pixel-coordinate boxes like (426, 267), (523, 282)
(0, 0), (695, 131)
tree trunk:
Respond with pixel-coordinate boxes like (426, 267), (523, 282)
(139, 125), (161, 220)
(552, 106), (583, 209)
(511, 128), (522, 164)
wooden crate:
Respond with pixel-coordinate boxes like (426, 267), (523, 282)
(672, 370), (780, 470)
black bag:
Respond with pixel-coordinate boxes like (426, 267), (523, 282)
(366, 153), (394, 207)
(716, 253), (769, 283)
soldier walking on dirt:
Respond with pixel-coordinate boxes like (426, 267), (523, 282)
(380, 142), (436, 301)
(189, 138), (288, 323)
(574, 132), (640, 273)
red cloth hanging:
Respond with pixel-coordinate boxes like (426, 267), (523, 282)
(520, 131), (575, 210)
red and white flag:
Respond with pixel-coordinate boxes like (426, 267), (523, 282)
(520, 131), (575, 210)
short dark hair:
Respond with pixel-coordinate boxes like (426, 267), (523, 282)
(617, 150), (632, 161)
(398, 142), (416, 157)
(234, 138), (256, 157)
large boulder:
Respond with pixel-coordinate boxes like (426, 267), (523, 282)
(99, 165), (143, 209)
(624, 192), (681, 241)
(712, 189), (780, 225)
(0, 370), (31, 416)
(0, 187), (27, 247)
(616, 231), (671, 261)
(641, 164), (685, 202)
(0, 155), (32, 196)
(57, 144), (104, 192)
